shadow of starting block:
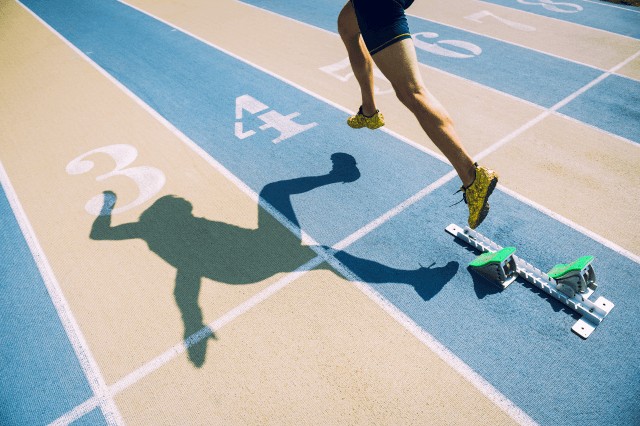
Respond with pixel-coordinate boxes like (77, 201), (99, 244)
(445, 224), (614, 339)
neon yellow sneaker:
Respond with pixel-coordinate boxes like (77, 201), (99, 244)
(347, 106), (385, 129)
(458, 163), (498, 229)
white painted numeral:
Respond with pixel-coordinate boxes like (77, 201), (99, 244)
(517, 0), (583, 13)
(235, 94), (268, 119)
(320, 58), (393, 95)
(465, 10), (536, 31)
(234, 95), (317, 144)
(66, 144), (166, 215)
(235, 94), (269, 139)
(257, 111), (317, 144)
(413, 32), (482, 59)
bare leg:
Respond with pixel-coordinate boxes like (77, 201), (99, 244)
(337, 2), (377, 116)
(372, 38), (476, 187)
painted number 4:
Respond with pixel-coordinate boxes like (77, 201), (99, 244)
(235, 94), (318, 144)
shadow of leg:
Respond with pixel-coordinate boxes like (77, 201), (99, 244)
(174, 270), (214, 368)
(330, 249), (459, 301)
(257, 153), (360, 238)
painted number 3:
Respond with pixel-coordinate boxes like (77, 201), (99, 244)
(66, 144), (166, 215)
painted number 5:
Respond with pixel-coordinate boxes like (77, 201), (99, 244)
(66, 144), (166, 215)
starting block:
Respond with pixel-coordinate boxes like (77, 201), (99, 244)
(548, 256), (597, 298)
(446, 224), (614, 339)
(469, 247), (518, 289)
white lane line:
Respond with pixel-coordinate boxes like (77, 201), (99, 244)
(0, 162), (124, 426)
(320, 251), (539, 426)
(581, 0), (640, 13)
(498, 185), (640, 264)
(474, 47), (640, 161)
(334, 171), (458, 250)
(109, 256), (325, 396)
(476, 0), (640, 40)
(49, 398), (102, 426)
(47, 255), (327, 425)
(552, 110), (640, 149)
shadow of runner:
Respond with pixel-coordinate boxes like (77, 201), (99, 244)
(90, 153), (457, 368)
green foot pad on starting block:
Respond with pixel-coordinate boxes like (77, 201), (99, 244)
(548, 256), (596, 298)
(469, 247), (518, 289)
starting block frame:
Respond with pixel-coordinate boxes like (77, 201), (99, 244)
(446, 224), (614, 339)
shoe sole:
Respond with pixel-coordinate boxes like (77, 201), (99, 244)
(347, 123), (384, 130)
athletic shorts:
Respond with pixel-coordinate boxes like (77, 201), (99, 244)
(351, 0), (415, 55)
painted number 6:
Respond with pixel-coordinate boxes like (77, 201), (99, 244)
(66, 144), (166, 215)
(412, 32), (482, 59)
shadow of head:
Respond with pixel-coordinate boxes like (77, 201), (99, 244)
(139, 195), (193, 224)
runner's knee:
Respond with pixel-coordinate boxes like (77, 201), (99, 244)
(395, 85), (425, 110)
(396, 86), (453, 127)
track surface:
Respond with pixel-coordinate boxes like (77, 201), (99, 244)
(1, 0), (639, 425)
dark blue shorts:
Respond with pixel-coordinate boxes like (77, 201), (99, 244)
(351, 0), (414, 55)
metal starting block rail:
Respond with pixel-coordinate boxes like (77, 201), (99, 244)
(445, 224), (614, 339)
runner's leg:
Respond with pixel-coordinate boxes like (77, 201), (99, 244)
(337, 2), (377, 116)
(372, 38), (476, 186)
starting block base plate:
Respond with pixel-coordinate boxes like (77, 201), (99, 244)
(572, 296), (614, 339)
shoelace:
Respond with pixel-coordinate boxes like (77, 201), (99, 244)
(356, 105), (378, 118)
(449, 187), (467, 207)
(449, 163), (479, 207)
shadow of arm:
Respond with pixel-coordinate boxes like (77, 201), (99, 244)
(90, 191), (140, 241)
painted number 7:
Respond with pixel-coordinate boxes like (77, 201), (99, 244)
(465, 11), (536, 32)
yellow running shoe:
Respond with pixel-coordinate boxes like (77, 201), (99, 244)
(459, 163), (498, 229)
(347, 106), (385, 129)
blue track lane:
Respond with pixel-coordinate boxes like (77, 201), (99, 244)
(240, 0), (640, 144)
(17, 1), (640, 424)
(480, 0), (640, 38)
(0, 184), (105, 425)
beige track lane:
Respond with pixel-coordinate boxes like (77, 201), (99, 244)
(115, 265), (518, 426)
(0, 0), (315, 383)
(409, 0), (639, 74)
(123, 0), (640, 254)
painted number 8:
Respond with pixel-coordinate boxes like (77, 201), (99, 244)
(66, 144), (166, 215)
(517, 0), (583, 13)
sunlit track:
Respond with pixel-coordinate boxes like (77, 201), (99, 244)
(2, 0), (639, 425)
